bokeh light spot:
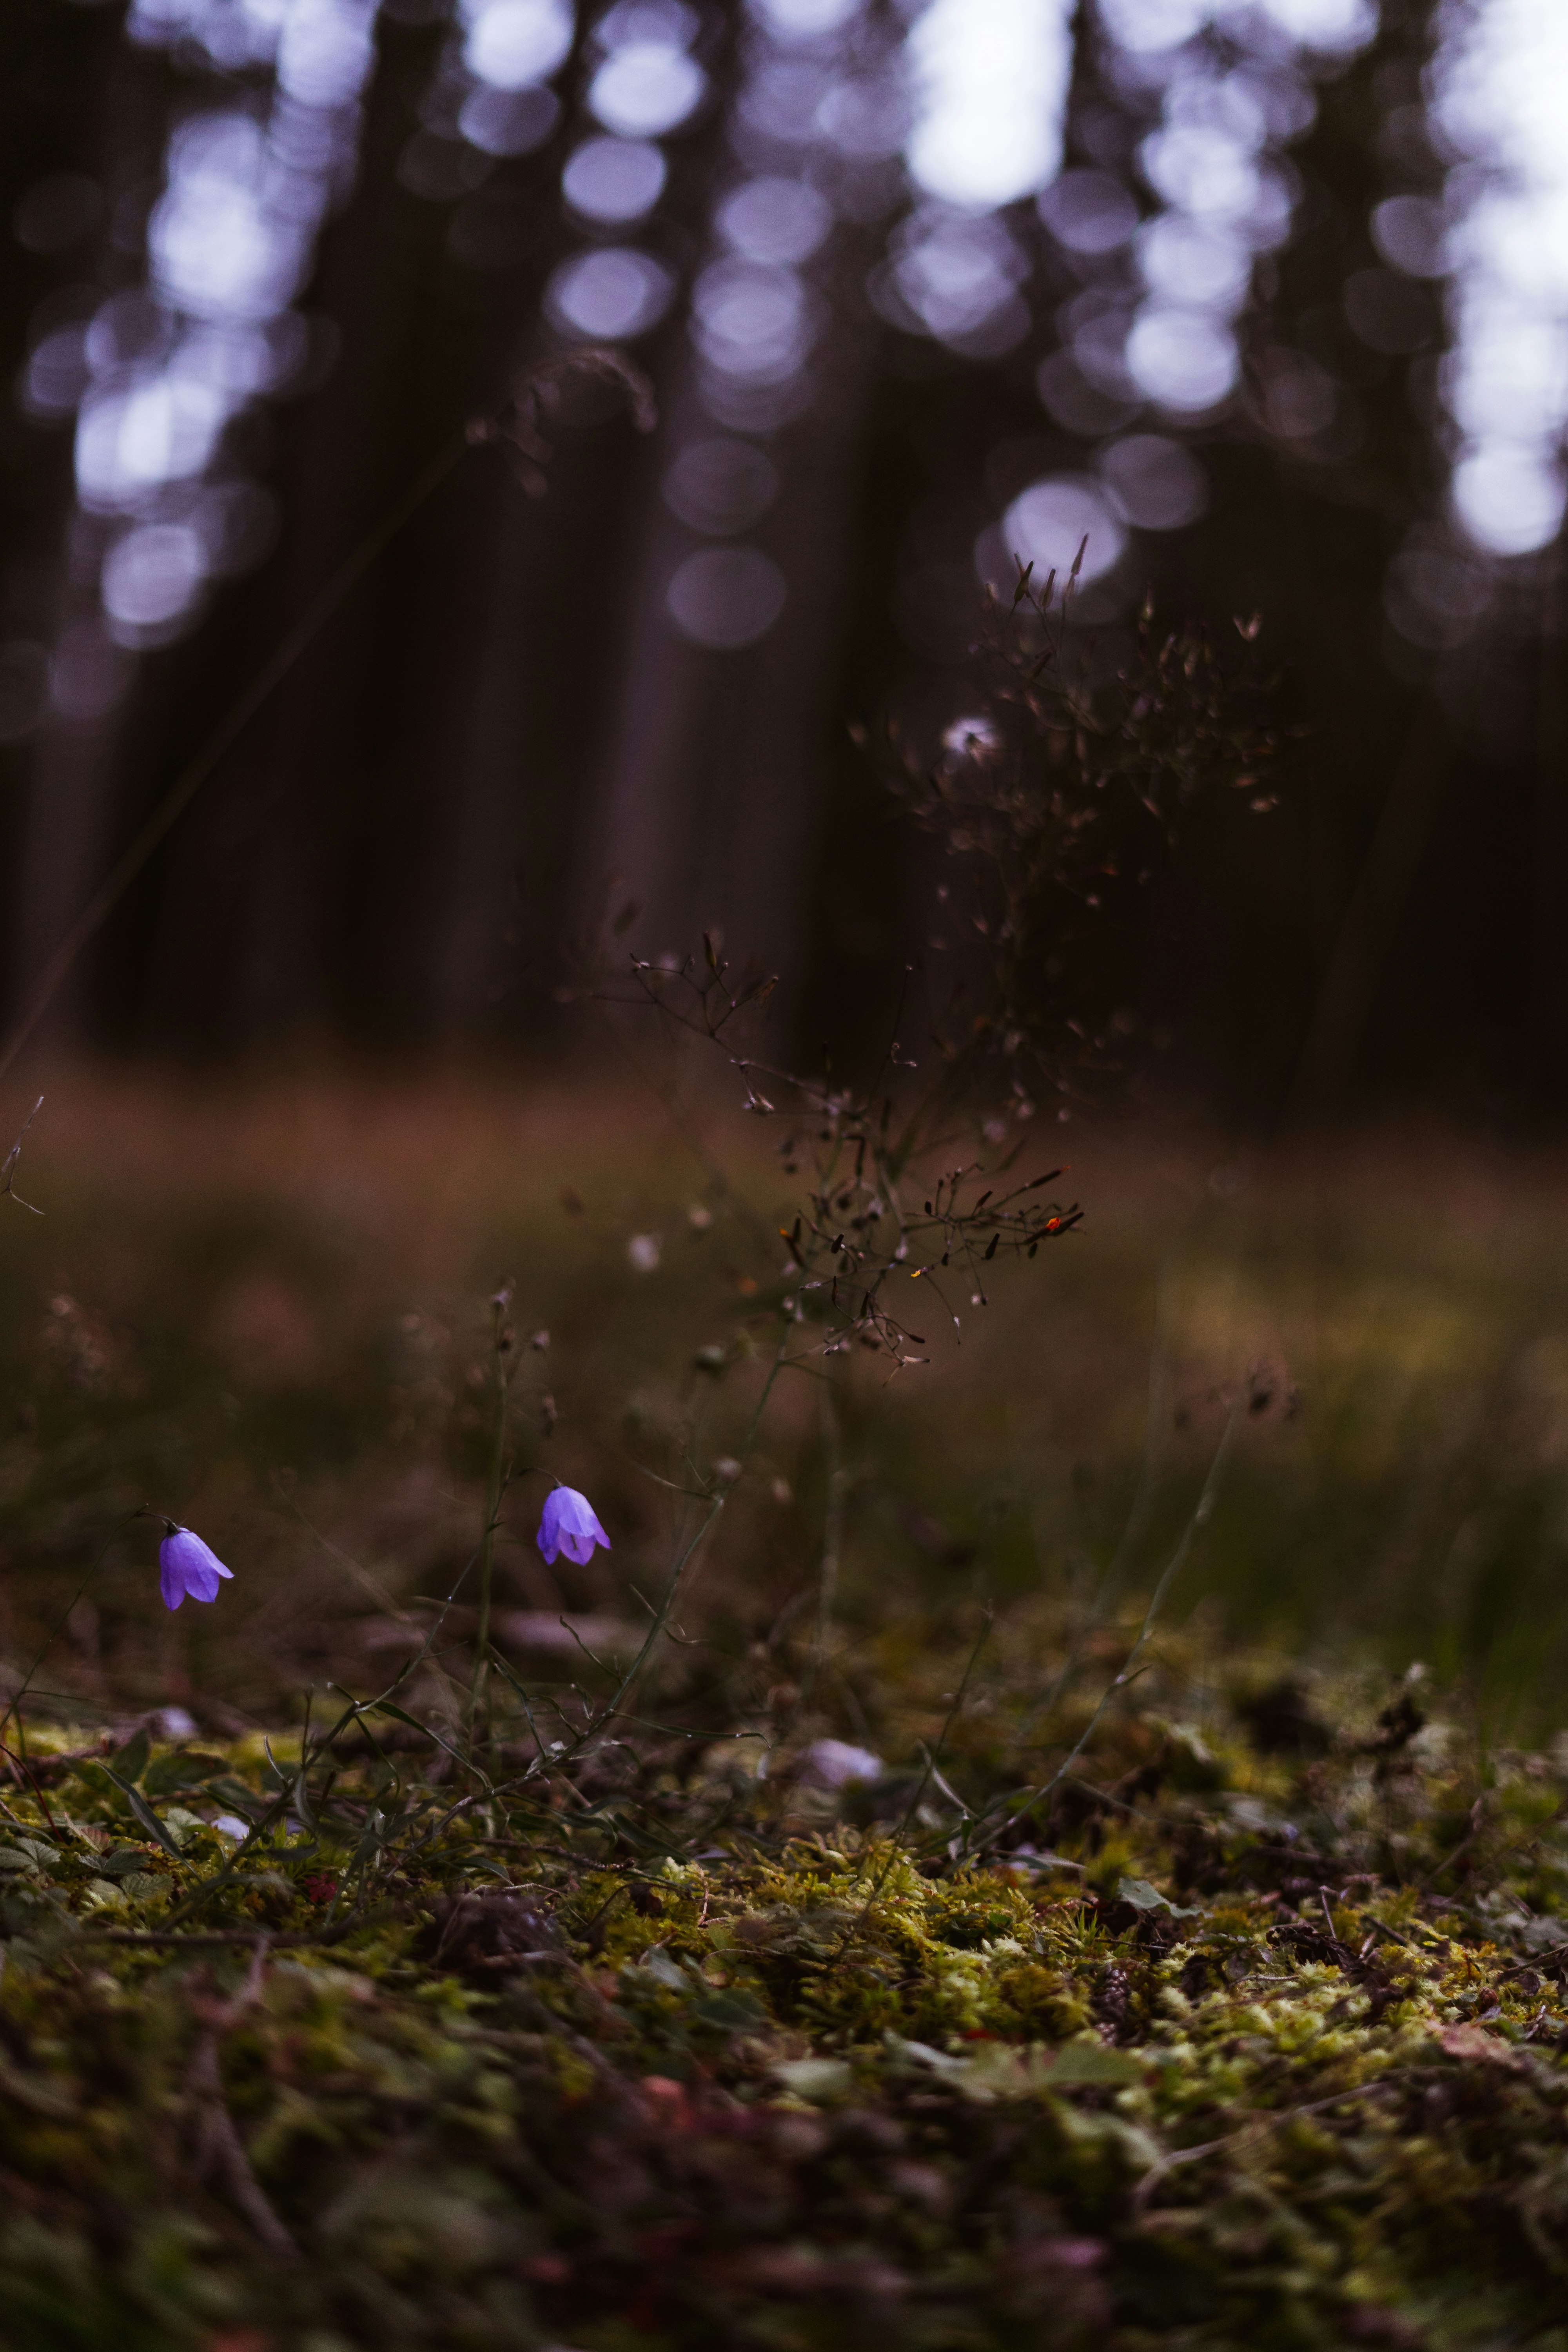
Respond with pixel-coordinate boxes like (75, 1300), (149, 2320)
(662, 438), (778, 535)
(1097, 0), (1207, 52)
(906, 0), (1073, 211)
(1125, 307), (1238, 411)
(750, 0), (862, 37)
(102, 521), (207, 641)
(1257, 0), (1375, 50)
(76, 375), (228, 512)
(545, 246), (675, 338)
(563, 137), (668, 222)
(461, 83), (561, 155)
(692, 259), (812, 384)
(1136, 214), (1251, 312)
(717, 176), (833, 267)
(276, 4), (375, 107)
(1453, 444), (1566, 559)
(1428, 0), (1568, 558)
(1140, 123), (1260, 229)
(24, 326), (94, 421)
(588, 41), (706, 138)
(998, 474), (1125, 586)
(880, 212), (1029, 354)
(463, 0), (574, 91)
(150, 115), (301, 325)
(1099, 434), (1207, 531)
(1372, 194), (1448, 279)
(667, 546), (787, 648)
(1038, 169), (1139, 257)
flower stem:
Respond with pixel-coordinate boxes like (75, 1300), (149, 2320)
(802, 1365), (847, 1707)
(585, 1334), (791, 1744)
(0, 1507), (148, 1748)
(975, 1396), (1240, 1853)
(469, 1290), (515, 1749)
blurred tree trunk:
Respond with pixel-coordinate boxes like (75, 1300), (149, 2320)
(6, 24), (164, 1052)
(581, 315), (884, 987)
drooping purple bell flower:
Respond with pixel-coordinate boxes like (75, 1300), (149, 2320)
(537, 1486), (611, 1568)
(159, 1524), (234, 1612)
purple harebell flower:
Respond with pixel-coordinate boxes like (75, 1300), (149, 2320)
(159, 1525), (234, 1611)
(537, 1487), (611, 1567)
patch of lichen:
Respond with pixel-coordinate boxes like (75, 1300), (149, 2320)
(0, 1663), (1565, 2350)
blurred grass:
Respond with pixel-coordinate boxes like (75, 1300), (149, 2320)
(3, 1062), (1568, 1740)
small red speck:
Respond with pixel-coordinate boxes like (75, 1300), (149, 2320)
(523, 2254), (570, 2285)
(641, 2074), (695, 2128)
(303, 1875), (338, 1903)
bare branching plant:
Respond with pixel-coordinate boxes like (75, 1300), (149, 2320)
(0, 570), (1286, 1991)
(498, 563), (1285, 1766)
(874, 555), (1281, 1117)
(583, 558), (1279, 1378)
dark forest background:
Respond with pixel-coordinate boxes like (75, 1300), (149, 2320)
(0, 0), (1561, 1125)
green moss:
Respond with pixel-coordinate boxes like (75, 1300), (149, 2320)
(0, 1659), (1557, 2348)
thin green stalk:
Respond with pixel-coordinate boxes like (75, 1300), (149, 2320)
(833, 1607), (994, 1960)
(469, 1289), (516, 1746)
(1090, 1253), (1181, 1622)
(978, 1398), (1241, 1854)
(302, 1516), (503, 1794)
(583, 1336), (792, 1746)
(1009, 1253), (1183, 1754)
(0, 1507), (147, 1746)
(802, 1365), (848, 1707)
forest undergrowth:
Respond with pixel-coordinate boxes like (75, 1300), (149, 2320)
(5, 1056), (1568, 2351)
(0, 1617), (1567, 2352)
(5, 577), (1568, 2349)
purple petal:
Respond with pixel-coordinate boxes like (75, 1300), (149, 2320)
(159, 1527), (233, 1610)
(181, 1531), (232, 1583)
(536, 1486), (610, 1566)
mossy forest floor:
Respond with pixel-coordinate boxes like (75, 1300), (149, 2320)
(9, 1077), (1568, 2348)
(3, 1636), (1568, 2352)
